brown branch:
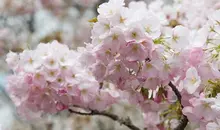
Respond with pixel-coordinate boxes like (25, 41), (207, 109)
(68, 82), (187, 130)
(168, 82), (188, 130)
(69, 109), (140, 130)
(168, 82), (182, 105)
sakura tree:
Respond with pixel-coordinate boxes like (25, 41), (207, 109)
(5, 0), (220, 130)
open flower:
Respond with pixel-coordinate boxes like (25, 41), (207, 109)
(182, 67), (201, 94)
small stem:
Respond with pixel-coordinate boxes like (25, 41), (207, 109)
(168, 82), (188, 130)
(168, 82), (182, 105)
(69, 109), (140, 130)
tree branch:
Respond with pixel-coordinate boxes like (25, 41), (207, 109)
(69, 109), (140, 130)
(168, 82), (182, 105)
(168, 82), (188, 130)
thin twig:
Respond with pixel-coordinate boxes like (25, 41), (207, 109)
(69, 109), (140, 130)
(168, 82), (188, 130)
(168, 82), (182, 105)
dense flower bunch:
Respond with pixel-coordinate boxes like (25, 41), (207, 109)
(6, 0), (220, 130)
(148, 0), (220, 29)
(6, 41), (119, 118)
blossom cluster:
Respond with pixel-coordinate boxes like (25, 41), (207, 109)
(6, 41), (119, 118)
(148, 0), (220, 29)
(6, 0), (220, 130)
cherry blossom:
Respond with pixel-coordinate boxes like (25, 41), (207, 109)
(182, 67), (201, 94)
(4, 0), (220, 130)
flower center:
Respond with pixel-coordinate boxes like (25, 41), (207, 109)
(190, 77), (197, 84)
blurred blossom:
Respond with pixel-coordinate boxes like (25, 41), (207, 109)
(32, 7), (95, 48)
(73, 0), (99, 7)
(0, 0), (99, 72)
(0, 0), (36, 15)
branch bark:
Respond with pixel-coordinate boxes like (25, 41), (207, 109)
(69, 109), (140, 130)
(168, 82), (182, 105)
(168, 82), (188, 130)
(68, 82), (187, 130)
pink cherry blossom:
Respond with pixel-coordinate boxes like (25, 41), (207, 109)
(182, 67), (201, 94)
(5, 0), (220, 129)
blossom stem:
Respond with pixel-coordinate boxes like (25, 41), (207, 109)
(69, 109), (140, 130)
(168, 82), (189, 130)
(168, 82), (182, 104)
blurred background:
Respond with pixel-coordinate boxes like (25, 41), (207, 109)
(0, 0), (172, 130)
